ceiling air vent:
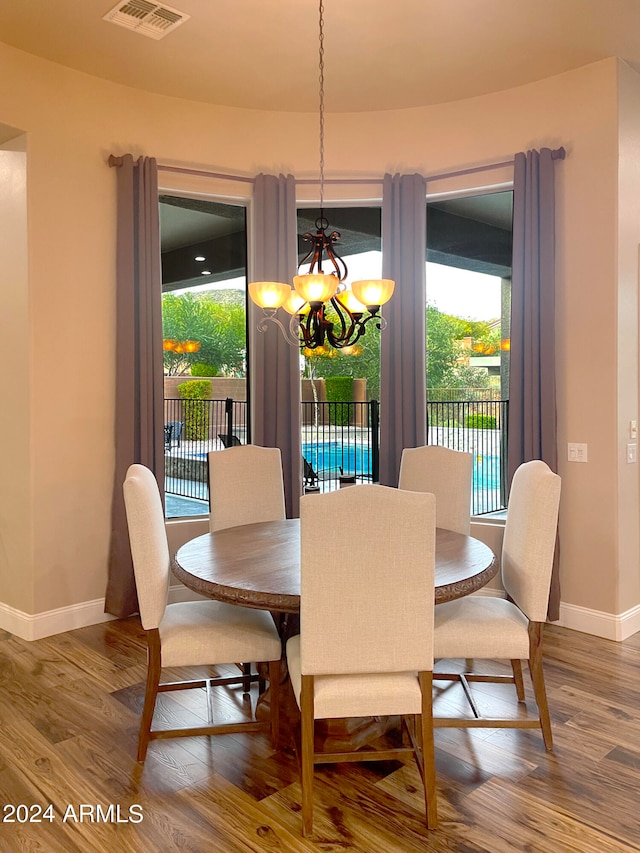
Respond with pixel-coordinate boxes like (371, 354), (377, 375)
(103, 0), (189, 40)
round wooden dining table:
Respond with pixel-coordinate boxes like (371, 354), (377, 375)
(172, 518), (497, 750)
(171, 518), (498, 612)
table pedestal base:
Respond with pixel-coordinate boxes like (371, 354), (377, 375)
(314, 715), (394, 752)
(255, 656), (394, 753)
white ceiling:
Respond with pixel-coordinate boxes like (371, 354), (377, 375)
(2, 0), (640, 113)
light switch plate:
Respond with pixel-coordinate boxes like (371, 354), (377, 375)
(568, 442), (588, 463)
(627, 443), (637, 463)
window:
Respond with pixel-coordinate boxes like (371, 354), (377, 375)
(425, 190), (513, 515)
(297, 205), (382, 487)
(159, 195), (248, 518)
(297, 205), (382, 399)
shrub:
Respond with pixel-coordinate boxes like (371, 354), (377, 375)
(178, 379), (212, 440)
(465, 413), (497, 430)
(324, 376), (354, 426)
(428, 411), (459, 428)
(190, 362), (218, 377)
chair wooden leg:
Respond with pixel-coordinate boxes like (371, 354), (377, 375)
(528, 622), (553, 751)
(138, 629), (162, 763)
(419, 671), (438, 829)
(511, 659), (525, 701)
(300, 675), (315, 837)
(268, 660), (280, 750)
(241, 662), (252, 694)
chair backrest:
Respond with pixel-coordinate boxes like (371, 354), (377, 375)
(122, 464), (170, 631)
(398, 445), (473, 535)
(208, 444), (286, 532)
(300, 484), (436, 676)
(501, 460), (561, 622)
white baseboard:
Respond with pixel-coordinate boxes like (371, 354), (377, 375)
(473, 587), (506, 599)
(2, 590), (639, 643)
(167, 583), (207, 603)
(555, 601), (640, 641)
(0, 584), (205, 641)
(0, 598), (117, 641)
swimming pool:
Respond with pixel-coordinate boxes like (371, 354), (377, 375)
(302, 441), (371, 477)
(303, 442), (502, 489)
(473, 454), (502, 490)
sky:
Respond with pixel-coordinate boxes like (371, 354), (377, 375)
(425, 262), (502, 321)
(345, 253), (502, 321)
(174, 252), (502, 323)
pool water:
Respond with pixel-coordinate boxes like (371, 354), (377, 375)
(473, 454), (502, 489)
(303, 442), (502, 490)
(302, 441), (371, 476)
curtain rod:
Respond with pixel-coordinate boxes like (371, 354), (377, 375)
(423, 147), (565, 184)
(300, 147), (565, 185)
(112, 146), (566, 186)
(158, 164), (254, 183)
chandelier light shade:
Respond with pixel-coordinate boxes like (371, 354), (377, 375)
(248, 281), (290, 309)
(351, 279), (395, 309)
(293, 273), (339, 304)
(335, 289), (366, 314)
(248, 0), (394, 351)
(283, 290), (308, 315)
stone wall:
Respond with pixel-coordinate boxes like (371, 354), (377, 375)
(164, 376), (247, 438)
(164, 375), (369, 430)
(164, 375), (247, 401)
(301, 378), (368, 426)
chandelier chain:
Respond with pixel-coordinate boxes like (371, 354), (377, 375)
(318, 0), (325, 211)
(248, 0), (395, 350)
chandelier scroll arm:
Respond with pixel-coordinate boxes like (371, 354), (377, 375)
(326, 296), (357, 347)
(256, 310), (303, 347)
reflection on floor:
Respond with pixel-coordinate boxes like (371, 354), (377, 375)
(1, 621), (639, 851)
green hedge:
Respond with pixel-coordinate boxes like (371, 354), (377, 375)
(190, 362), (218, 377)
(324, 376), (354, 426)
(465, 413), (496, 430)
(178, 379), (212, 440)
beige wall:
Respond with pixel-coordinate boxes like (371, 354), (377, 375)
(0, 40), (638, 634)
(616, 61), (640, 614)
(0, 142), (31, 612)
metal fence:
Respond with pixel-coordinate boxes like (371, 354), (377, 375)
(164, 397), (247, 507)
(427, 399), (509, 515)
(164, 396), (508, 518)
(301, 400), (380, 488)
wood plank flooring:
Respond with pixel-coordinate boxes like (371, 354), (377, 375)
(0, 619), (639, 852)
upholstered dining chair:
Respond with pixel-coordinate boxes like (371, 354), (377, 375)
(398, 444), (473, 535)
(208, 444), (286, 689)
(123, 464), (282, 762)
(432, 459), (561, 750)
(286, 484), (438, 836)
(208, 444), (286, 533)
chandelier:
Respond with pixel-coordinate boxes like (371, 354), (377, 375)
(248, 0), (394, 350)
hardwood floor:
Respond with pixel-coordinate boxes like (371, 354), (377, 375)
(0, 619), (639, 852)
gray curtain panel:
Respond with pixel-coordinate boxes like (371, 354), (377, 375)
(249, 173), (302, 518)
(105, 154), (163, 618)
(379, 173), (427, 486)
(509, 147), (561, 620)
